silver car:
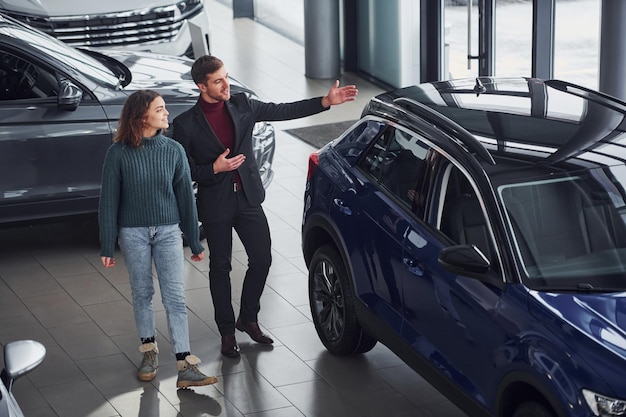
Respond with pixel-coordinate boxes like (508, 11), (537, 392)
(0, 0), (211, 58)
(0, 12), (274, 227)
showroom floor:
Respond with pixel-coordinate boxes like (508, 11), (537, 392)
(0, 2), (469, 416)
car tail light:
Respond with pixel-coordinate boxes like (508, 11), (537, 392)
(307, 152), (320, 180)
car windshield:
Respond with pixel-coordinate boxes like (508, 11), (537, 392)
(5, 23), (119, 88)
(496, 163), (626, 290)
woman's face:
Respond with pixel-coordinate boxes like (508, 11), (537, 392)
(142, 95), (169, 136)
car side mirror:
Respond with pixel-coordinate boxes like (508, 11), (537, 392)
(58, 80), (83, 111)
(3, 340), (46, 382)
(438, 245), (505, 290)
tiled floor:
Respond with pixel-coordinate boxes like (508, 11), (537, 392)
(0, 2), (469, 416)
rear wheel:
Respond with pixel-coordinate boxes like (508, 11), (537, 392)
(309, 245), (377, 355)
(512, 401), (556, 417)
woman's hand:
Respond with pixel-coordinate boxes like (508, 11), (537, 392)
(101, 256), (116, 268)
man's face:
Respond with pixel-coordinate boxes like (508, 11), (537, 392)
(197, 65), (230, 103)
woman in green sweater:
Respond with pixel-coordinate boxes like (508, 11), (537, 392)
(99, 90), (216, 388)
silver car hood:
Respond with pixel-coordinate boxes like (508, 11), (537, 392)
(0, 0), (178, 16)
(106, 50), (198, 94)
(103, 49), (253, 98)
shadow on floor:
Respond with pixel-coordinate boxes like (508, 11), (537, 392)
(0, 217), (100, 251)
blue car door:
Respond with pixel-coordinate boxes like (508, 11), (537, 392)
(329, 127), (411, 332)
(399, 159), (508, 408)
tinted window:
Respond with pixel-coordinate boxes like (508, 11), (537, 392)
(333, 119), (385, 165)
(499, 169), (626, 288)
(358, 125), (436, 217)
(0, 51), (59, 100)
(438, 166), (497, 264)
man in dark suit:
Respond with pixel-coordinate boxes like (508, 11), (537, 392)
(172, 55), (358, 357)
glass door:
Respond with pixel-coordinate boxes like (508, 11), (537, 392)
(444, 0), (599, 88)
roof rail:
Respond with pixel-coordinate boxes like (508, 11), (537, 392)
(393, 97), (495, 165)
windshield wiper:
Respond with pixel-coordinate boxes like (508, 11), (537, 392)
(539, 283), (625, 293)
(576, 283), (625, 293)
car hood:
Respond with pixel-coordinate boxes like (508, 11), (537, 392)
(103, 49), (253, 98)
(532, 291), (626, 359)
(0, 0), (176, 16)
(104, 50), (199, 98)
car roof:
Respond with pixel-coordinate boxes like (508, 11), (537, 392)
(369, 77), (626, 172)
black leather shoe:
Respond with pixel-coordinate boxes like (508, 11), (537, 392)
(221, 334), (240, 357)
(236, 318), (274, 344)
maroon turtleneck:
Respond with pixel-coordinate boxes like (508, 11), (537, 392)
(199, 98), (241, 184)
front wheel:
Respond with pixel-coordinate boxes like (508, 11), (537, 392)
(308, 245), (377, 355)
(512, 401), (556, 417)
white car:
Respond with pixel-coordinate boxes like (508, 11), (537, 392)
(0, 0), (211, 58)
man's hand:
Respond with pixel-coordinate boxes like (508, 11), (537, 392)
(213, 148), (246, 174)
(191, 252), (204, 262)
(321, 80), (358, 107)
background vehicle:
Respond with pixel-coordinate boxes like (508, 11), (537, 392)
(1, 340), (46, 417)
(0, 0), (211, 58)
(0, 13), (274, 227)
(302, 77), (626, 417)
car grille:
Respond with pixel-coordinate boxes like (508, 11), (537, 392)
(4, 3), (203, 48)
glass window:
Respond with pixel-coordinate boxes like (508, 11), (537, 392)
(498, 168), (626, 288)
(253, 0), (304, 44)
(9, 26), (119, 89)
(438, 165), (496, 265)
(0, 52), (59, 100)
(358, 125), (436, 216)
(445, 0), (599, 89)
(554, 0), (600, 89)
(333, 119), (386, 165)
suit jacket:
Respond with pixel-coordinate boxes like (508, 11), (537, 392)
(172, 93), (328, 223)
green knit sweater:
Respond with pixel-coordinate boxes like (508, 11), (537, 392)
(98, 133), (204, 257)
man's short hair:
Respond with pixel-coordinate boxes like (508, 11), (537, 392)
(191, 55), (224, 85)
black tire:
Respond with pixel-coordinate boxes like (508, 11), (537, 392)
(512, 401), (556, 417)
(308, 245), (377, 355)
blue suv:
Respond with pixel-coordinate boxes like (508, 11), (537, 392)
(302, 77), (626, 417)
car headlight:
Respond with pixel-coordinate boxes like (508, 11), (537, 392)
(583, 389), (626, 416)
(253, 121), (268, 137)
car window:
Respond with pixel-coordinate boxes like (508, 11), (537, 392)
(0, 51), (59, 100)
(359, 126), (432, 214)
(333, 119), (385, 165)
(438, 165), (497, 265)
(8, 23), (120, 88)
(358, 125), (500, 270)
(498, 169), (626, 285)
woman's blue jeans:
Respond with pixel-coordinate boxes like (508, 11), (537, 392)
(118, 224), (190, 354)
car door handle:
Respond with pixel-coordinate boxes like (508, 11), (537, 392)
(403, 257), (424, 276)
(333, 198), (352, 215)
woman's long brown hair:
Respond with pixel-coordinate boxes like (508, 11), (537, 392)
(114, 90), (161, 148)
